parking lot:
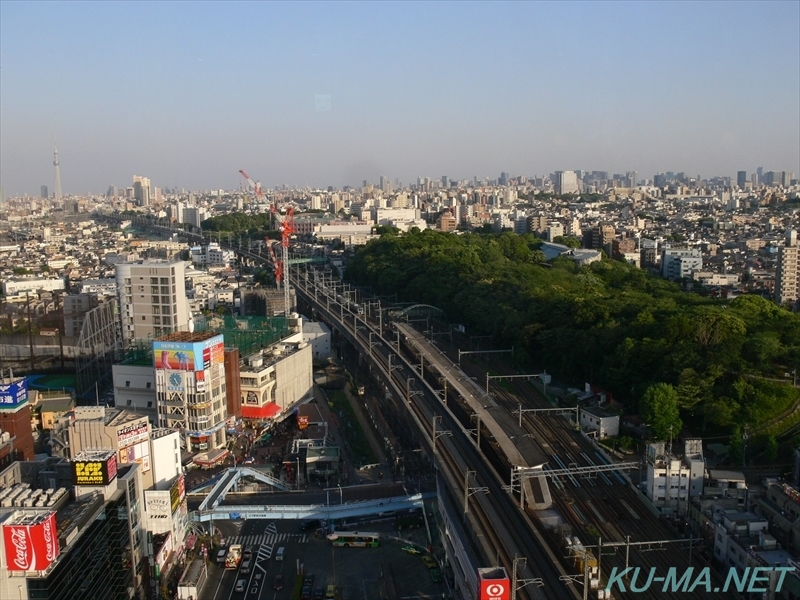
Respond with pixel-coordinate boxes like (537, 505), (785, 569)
(200, 519), (447, 600)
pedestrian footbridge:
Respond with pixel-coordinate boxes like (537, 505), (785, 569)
(197, 467), (290, 512)
(192, 492), (434, 523)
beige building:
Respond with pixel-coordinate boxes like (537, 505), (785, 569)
(116, 259), (190, 343)
(64, 406), (156, 489)
(776, 230), (799, 308)
(239, 326), (313, 423)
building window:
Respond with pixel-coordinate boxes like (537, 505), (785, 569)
(146, 382), (151, 389)
(126, 400), (132, 406)
(147, 401), (153, 408)
(126, 381), (130, 387)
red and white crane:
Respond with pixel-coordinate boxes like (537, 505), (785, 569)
(239, 169), (294, 316)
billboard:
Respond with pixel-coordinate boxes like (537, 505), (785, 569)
(73, 454), (118, 486)
(123, 440), (151, 473)
(118, 421), (149, 448)
(479, 579), (510, 600)
(145, 491), (171, 519)
(298, 415), (309, 430)
(153, 335), (224, 372)
(195, 371), (206, 392)
(3, 513), (60, 572)
(478, 568), (510, 600)
(170, 474), (186, 513)
(0, 378), (28, 409)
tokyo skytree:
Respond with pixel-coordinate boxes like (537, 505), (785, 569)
(53, 142), (62, 201)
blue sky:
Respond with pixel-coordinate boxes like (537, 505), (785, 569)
(1, 1), (798, 195)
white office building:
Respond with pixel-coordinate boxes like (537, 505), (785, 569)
(645, 439), (704, 516)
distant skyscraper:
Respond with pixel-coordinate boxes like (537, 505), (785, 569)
(41, 185), (48, 198)
(627, 171), (638, 188)
(53, 143), (62, 201)
(133, 175), (151, 206)
(737, 171), (747, 188)
(441, 175), (448, 188)
(554, 171), (580, 195)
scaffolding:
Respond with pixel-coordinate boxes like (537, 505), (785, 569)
(75, 299), (122, 404)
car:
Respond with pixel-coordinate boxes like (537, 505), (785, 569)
(422, 555), (437, 569)
(430, 568), (441, 583)
(301, 585), (313, 599)
(303, 574), (315, 586)
(243, 546), (253, 559)
(325, 584), (336, 599)
(314, 586), (325, 600)
(401, 545), (422, 555)
(273, 574), (284, 591)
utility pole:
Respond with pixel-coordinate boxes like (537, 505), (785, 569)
(26, 293), (34, 370)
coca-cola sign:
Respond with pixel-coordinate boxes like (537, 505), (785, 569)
(5, 526), (32, 571)
(3, 513), (60, 572)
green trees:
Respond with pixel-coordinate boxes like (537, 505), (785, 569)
(640, 383), (683, 440)
(344, 229), (800, 435)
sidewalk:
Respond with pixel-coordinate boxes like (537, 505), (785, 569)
(312, 384), (357, 484)
(342, 381), (388, 466)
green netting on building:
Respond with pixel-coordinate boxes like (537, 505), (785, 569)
(120, 315), (291, 365)
(196, 315), (290, 358)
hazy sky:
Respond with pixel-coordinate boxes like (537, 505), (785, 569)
(1, 1), (798, 196)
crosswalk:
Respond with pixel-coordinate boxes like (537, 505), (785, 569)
(228, 532), (310, 547)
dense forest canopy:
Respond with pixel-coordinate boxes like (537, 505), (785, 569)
(200, 212), (279, 240)
(345, 229), (800, 438)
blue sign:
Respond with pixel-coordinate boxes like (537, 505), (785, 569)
(0, 378), (28, 408)
(229, 512), (241, 520)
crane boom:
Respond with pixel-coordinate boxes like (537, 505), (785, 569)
(240, 168), (293, 316)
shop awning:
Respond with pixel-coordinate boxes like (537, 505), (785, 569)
(242, 403), (281, 420)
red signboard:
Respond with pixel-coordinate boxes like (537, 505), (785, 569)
(298, 415), (309, 430)
(479, 577), (510, 600)
(3, 513), (60, 572)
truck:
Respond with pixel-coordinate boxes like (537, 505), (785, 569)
(225, 544), (242, 569)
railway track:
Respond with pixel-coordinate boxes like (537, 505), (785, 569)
(446, 346), (734, 599)
(294, 272), (580, 600)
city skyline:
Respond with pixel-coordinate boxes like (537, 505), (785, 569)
(1, 1), (798, 195)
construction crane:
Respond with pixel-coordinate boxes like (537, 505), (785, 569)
(239, 169), (294, 316)
(271, 204), (295, 317)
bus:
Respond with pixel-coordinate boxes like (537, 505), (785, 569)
(327, 531), (380, 548)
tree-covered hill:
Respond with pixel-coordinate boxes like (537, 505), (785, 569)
(345, 229), (800, 436)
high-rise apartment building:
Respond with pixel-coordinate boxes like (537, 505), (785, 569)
(153, 331), (227, 451)
(115, 260), (190, 344)
(776, 230), (799, 309)
(40, 185), (48, 199)
(554, 171), (580, 195)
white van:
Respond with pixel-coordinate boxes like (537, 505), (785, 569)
(275, 546), (285, 561)
(235, 579), (246, 592)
